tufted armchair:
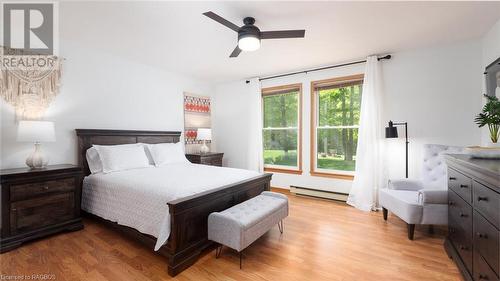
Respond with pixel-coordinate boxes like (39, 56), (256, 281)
(379, 144), (465, 240)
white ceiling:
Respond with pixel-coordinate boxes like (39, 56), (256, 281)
(60, 1), (500, 83)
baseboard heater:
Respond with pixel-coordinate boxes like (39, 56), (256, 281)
(290, 185), (348, 202)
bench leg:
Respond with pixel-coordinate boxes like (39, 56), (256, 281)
(278, 220), (284, 234)
(428, 225), (434, 234)
(407, 224), (415, 240)
(239, 251), (242, 269)
(215, 244), (222, 259)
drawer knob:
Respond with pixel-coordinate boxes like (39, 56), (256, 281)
(476, 232), (488, 239)
(449, 177), (457, 181)
(478, 274), (488, 280)
(459, 213), (467, 218)
(459, 245), (468, 250)
(477, 196), (488, 201)
(43, 186), (49, 190)
(459, 184), (468, 188)
(448, 201), (454, 206)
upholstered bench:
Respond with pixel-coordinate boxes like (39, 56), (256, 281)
(207, 191), (289, 268)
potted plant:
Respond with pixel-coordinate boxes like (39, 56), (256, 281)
(475, 95), (500, 145)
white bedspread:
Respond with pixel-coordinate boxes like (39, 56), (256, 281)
(81, 163), (260, 251)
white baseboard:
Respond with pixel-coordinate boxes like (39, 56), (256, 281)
(290, 185), (348, 202)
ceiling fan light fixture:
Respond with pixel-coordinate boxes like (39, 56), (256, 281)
(238, 35), (260, 52)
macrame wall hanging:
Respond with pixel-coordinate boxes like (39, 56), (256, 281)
(0, 46), (63, 120)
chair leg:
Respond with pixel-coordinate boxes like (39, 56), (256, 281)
(407, 224), (415, 240)
(278, 220), (284, 234)
(382, 208), (388, 221)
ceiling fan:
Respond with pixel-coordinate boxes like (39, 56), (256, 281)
(203, 11), (306, 58)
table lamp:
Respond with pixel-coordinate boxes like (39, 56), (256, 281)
(17, 121), (56, 169)
(197, 128), (212, 154)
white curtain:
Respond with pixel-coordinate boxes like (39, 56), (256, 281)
(246, 78), (264, 172)
(347, 56), (385, 211)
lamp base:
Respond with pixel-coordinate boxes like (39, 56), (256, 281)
(26, 143), (49, 169)
(200, 140), (210, 154)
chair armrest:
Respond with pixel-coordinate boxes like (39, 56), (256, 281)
(418, 189), (448, 204)
(388, 179), (423, 191)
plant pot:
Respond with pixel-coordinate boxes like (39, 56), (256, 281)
(486, 142), (500, 148)
(466, 146), (500, 159)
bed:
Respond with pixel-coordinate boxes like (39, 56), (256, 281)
(76, 129), (272, 276)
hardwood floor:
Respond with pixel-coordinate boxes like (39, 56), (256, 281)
(1, 189), (461, 281)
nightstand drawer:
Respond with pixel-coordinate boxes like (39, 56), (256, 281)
(186, 153), (223, 167)
(200, 158), (222, 166)
(10, 177), (76, 202)
(473, 181), (500, 229)
(10, 193), (75, 235)
(474, 211), (499, 276)
(448, 168), (472, 203)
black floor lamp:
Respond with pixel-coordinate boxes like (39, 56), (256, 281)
(385, 120), (409, 178)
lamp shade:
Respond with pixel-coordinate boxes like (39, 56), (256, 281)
(17, 121), (56, 142)
(385, 121), (398, 138)
(196, 128), (212, 141)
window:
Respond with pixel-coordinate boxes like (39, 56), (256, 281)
(310, 74), (363, 179)
(262, 84), (302, 174)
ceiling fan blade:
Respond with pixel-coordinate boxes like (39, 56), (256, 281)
(229, 46), (242, 58)
(203, 11), (240, 32)
(260, 30), (305, 39)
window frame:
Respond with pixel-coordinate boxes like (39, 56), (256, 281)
(310, 74), (364, 180)
(262, 83), (303, 175)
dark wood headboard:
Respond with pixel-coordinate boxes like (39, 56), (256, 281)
(75, 129), (181, 176)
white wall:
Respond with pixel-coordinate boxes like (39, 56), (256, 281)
(480, 18), (500, 145)
(482, 19), (500, 71)
(0, 39), (215, 169)
(214, 40), (483, 193)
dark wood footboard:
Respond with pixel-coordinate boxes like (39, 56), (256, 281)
(76, 129), (272, 276)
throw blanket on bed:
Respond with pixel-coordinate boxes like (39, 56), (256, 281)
(82, 163), (260, 250)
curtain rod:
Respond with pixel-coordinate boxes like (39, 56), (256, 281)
(256, 54), (391, 82)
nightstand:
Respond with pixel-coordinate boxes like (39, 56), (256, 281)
(186, 152), (224, 167)
(0, 164), (84, 253)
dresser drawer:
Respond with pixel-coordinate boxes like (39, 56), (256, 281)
(10, 193), (75, 235)
(474, 250), (500, 281)
(448, 168), (472, 203)
(473, 181), (500, 229)
(474, 211), (500, 276)
(449, 190), (473, 231)
(10, 177), (76, 202)
(449, 215), (473, 274)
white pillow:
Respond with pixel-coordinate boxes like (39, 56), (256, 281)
(86, 147), (103, 174)
(93, 143), (150, 173)
(149, 142), (189, 166)
(139, 143), (156, 166)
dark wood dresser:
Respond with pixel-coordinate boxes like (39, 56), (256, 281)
(444, 154), (500, 281)
(0, 164), (84, 253)
(186, 152), (224, 167)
